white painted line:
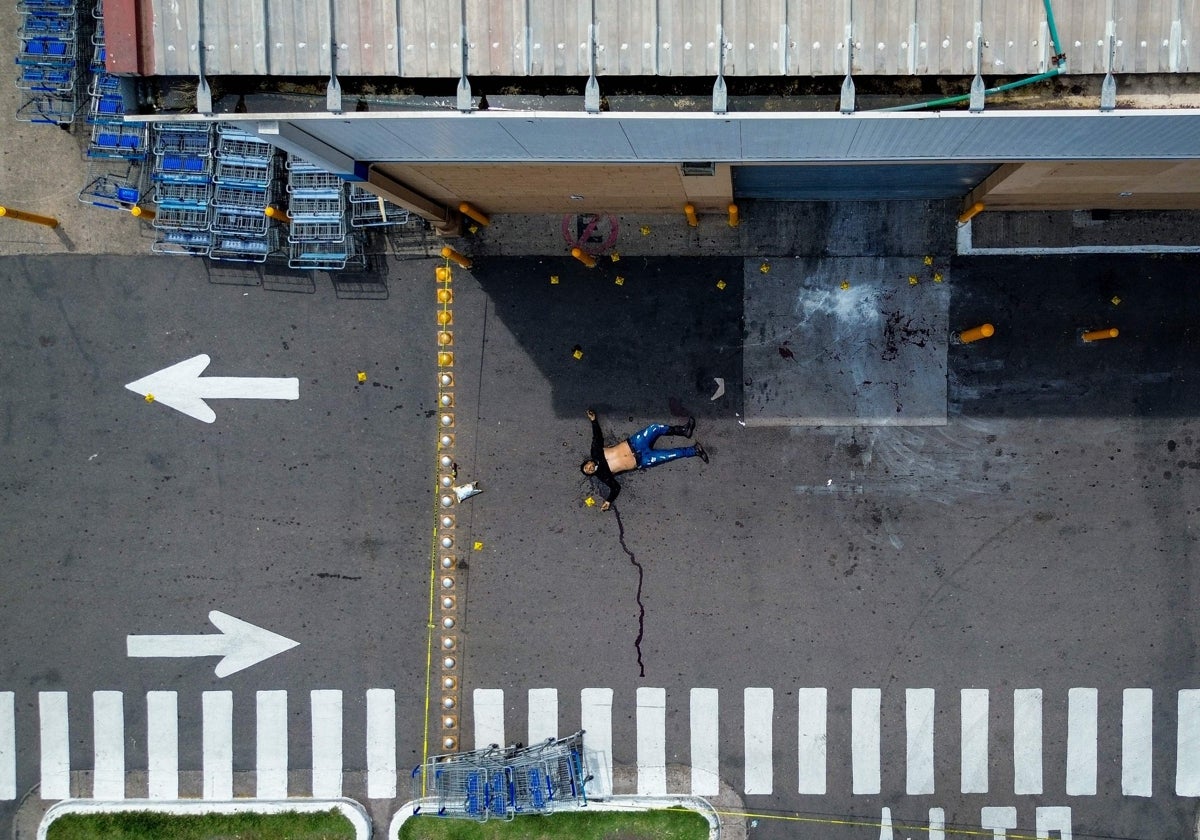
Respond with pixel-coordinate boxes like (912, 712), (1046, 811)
(92, 691), (125, 799)
(580, 688), (613, 797)
(743, 687), (773, 795)
(125, 354), (300, 424)
(146, 691), (178, 800)
(928, 807), (945, 840)
(797, 688), (827, 795)
(960, 689), (988, 794)
(472, 689), (505, 750)
(527, 689), (558, 745)
(1177, 690), (1200, 796)
(256, 690), (288, 799)
(690, 688), (719, 797)
(127, 611), (299, 678)
(906, 688), (935, 795)
(1036, 806), (1073, 840)
(852, 688), (881, 795)
(956, 219), (1200, 256)
(637, 688), (666, 795)
(1013, 689), (1043, 795)
(0, 693), (15, 800)
(1066, 688), (1098, 796)
(1122, 688), (1153, 797)
(980, 806), (1017, 836)
(311, 690), (343, 798)
(202, 691), (233, 800)
(39, 692), (70, 800)
(366, 689), (396, 800)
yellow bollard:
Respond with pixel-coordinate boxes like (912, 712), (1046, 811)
(130, 205), (156, 221)
(0, 205), (59, 228)
(727, 203), (739, 228)
(1082, 327), (1119, 342)
(684, 203), (699, 227)
(959, 323), (995, 343)
(458, 202), (490, 227)
(570, 247), (597, 268)
(441, 246), (472, 268)
(264, 206), (291, 224)
(957, 202), (985, 224)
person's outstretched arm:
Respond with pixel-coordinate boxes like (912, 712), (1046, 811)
(586, 409), (620, 509)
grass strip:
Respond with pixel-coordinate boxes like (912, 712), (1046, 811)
(46, 809), (356, 840)
(398, 807), (709, 840)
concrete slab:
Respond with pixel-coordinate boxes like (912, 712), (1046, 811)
(743, 256), (949, 426)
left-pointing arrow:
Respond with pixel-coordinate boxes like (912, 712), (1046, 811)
(127, 610), (300, 677)
(125, 354), (299, 423)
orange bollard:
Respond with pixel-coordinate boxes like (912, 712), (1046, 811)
(0, 205), (58, 228)
(571, 247), (597, 268)
(1082, 327), (1119, 342)
(458, 202), (490, 227)
(727, 203), (739, 228)
(265, 206), (291, 224)
(130, 205), (156, 221)
(684, 203), (699, 227)
(441, 246), (472, 269)
(957, 202), (985, 224)
(959, 323), (995, 343)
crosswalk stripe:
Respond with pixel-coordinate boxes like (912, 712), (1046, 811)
(1123, 688), (1153, 797)
(1013, 689), (1043, 795)
(311, 690), (343, 798)
(146, 691), (178, 799)
(0, 692), (14, 800)
(365, 689), (396, 800)
(852, 688), (881, 795)
(1177, 690), (1200, 796)
(797, 688), (827, 795)
(929, 806), (946, 840)
(92, 691), (125, 799)
(580, 688), (613, 797)
(39, 692), (70, 800)
(744, 687), (772, 795)
(472, 688), (504, 749)
(527, 688), (558, 744)
(636, 687), (666, 795)
(690, 688), (719, 796)
(1066, 688), (1098, 796)
(960, 689), (988, 794)
(906, 689), (935, 795)
(202, 691), (233, 800)
(256, 690), (288, 799)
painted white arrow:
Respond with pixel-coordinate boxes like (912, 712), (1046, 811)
(125, 354), (299, 423)
(711, 377), (725, 401)
(127, 610), (299, 677)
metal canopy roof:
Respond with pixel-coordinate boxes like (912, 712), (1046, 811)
(138, 0), (1195, 77)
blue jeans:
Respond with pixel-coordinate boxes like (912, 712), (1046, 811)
(627, 423), (697, 469)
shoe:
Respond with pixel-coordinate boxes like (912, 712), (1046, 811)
(694, 441), (709, 463)
(683, 416), (695, 438)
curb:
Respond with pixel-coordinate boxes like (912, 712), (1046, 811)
(37, 798), (372, 840)
(388, 795), (721, 839)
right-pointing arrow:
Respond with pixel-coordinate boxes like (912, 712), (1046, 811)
(127, 610), (299, 677)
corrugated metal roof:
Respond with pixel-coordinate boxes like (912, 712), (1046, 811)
(140, 0), (1194, 77)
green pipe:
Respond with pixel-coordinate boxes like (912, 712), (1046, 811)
(1042, 0), (1065, 60)
(874, 68), (1062, 112)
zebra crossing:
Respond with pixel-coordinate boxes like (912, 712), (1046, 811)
(472, 686), (1200, 799)
(2, 686), (1199, 802)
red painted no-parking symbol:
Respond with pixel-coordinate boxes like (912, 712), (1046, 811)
(561, 213), (620, 255)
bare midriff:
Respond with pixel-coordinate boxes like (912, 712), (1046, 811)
(604, 440), (637, 474)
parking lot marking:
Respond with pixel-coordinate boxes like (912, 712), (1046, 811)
(202, 691), (233, 799)
(960, 689), (989, 794)
(311, 690), (343, 798)
(581, 688), (613, 797)
(92, 691), (125, 799)
(256, 690), (288, 799)
(1123, 688), (1153, 796)
(906, 689), (935, 795)
(636, 687), (666, 795)
(366, 689), (396, 800)
(1177, 691), (1200, 796)
(146, 691), (178, 799)
(1067, 688), (1098, 795)
(852, 688), (881, 795)
(690, 688), (720, 796)
(528, 688), (558, 745)
(39, 692), (70, 800)
(744, 687), (773, 794)
(798, 688), (827, 795)
(472, 689), (505, 749)
(1013, 689), (1043, 795)
(0, 692), (14, 800)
